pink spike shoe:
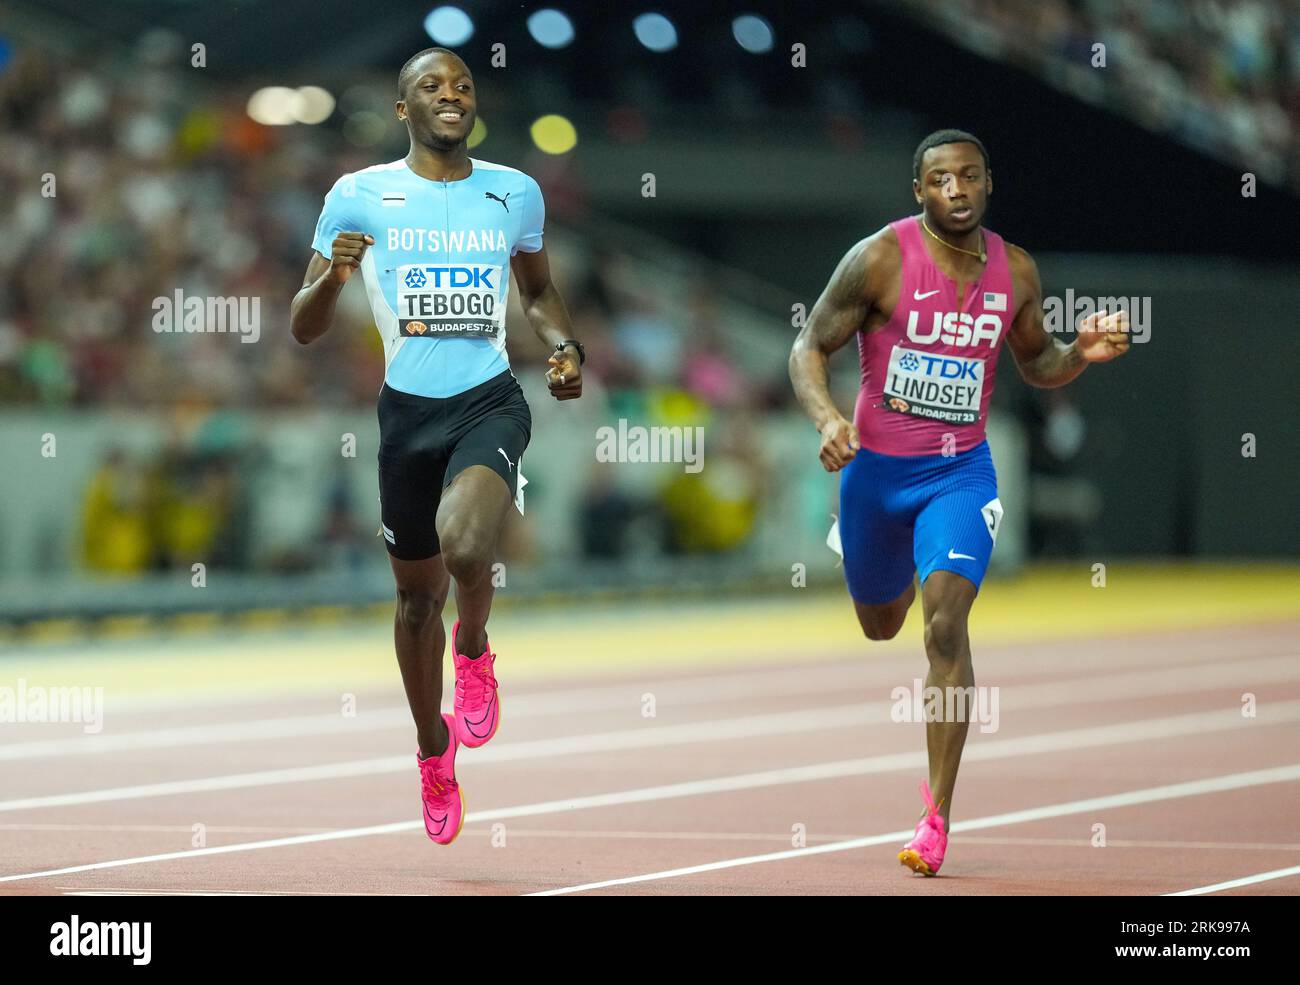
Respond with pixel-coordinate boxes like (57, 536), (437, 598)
(451, 620), (501, 748)
(898, 780), (947, 876)
(418, 713), (464, 845)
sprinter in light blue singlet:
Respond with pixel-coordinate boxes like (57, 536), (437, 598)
(290, 47), (585, 847)
(310, 156), (545, 398)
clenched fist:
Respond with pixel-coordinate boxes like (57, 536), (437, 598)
(544, 348), (583, 401)
(1076, 308), (1131, 363)
(819, 416), (860, 472)
(329, 232), (374, 285)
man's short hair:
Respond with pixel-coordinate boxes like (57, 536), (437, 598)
(398, 47), (466, 99)
(913, 129), (990, 180)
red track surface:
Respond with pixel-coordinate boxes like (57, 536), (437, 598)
(2, 620), (1298, 895)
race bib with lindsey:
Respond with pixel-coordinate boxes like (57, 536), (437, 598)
(396, 263), (504, 339)
(882, 345), (984, 425)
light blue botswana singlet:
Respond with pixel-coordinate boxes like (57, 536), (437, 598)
(311, 158), (545, 398)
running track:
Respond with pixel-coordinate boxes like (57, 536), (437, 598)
(1, 573), (1298, 896)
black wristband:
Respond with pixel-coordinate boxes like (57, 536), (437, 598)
(556, 340), (585, 365)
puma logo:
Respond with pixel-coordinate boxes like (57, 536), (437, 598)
(497, 448), (515, 471)
(485, 191), (510, 212)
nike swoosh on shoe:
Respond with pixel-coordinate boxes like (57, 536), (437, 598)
(464, 701), (497, 737)
(425, 806), (447, 836)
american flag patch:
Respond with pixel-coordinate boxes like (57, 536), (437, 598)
(983, 291), (1007, 311)
(381, 192), (406, 207)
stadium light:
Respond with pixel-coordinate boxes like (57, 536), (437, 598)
(291, 87), (335, 125)
(247, 87), (335, 126)
(424, 6), (475, 46)
(246, 87), (297, 126)
(468, 117), (487, 149)
(732, 14), (774, 54)
(530, 114), (577, 154)
(527, 9), (575, 49)
(633, 13), (677, 53)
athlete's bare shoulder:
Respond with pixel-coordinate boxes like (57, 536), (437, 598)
(825, 226), (899, 300)
(861, 223), (900, 283)
(1003, 240), (1036, 274)
(859, 224), (901, 320)
(1002, 240), (1042, 310)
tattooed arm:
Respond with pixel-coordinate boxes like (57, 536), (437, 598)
(789, 232), (890, 471)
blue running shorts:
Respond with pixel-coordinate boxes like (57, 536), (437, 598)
(837, 440), (1003, 605)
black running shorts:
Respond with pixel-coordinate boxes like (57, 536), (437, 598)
(377, 370), (531, 560)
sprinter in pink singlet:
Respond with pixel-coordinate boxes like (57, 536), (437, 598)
(789, 130), (1131, 876)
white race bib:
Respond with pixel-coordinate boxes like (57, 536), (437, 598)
(396, 263), (504, 339)
(883, 345), (984, 425)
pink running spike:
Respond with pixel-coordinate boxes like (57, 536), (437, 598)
(450, 621), (501, 748)
(418, 713), (464, 845)
(898, 780), (947, 876)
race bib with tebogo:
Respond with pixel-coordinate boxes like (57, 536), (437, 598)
(396, 263), (504, 340)
(882, 345), (984, 425)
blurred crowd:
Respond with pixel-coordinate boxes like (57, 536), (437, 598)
(911, 0), (1300, 190)
(0, 40), (789, 408)
(1, 41), (387, 410)
(0, 38), (788, 572)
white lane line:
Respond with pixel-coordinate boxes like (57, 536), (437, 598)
(0, 820), (420, 884)
(7, 622), (1293, 725)
(3, 704), (1299, 884)
(950, 836), (1300, 852)
(1163, 864), (1300, 896)
(0, 755), (402, 814)
(0, 709), (416, 762)
(4, 647), (1295, 764)
(0, 663), (881, 762)
(8, 693), (1300, 815)
(464, 829), (1300, 853)
(0, 703), (877, 814)
(464, 830), (1300, 852)
(61, 889), (414, 897)
(66, 890), (270, 897)
(0, 823), (336, 835)
(527, 763), (1300, 895)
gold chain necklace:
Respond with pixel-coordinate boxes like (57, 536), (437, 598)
(921, 216), (986, 263)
